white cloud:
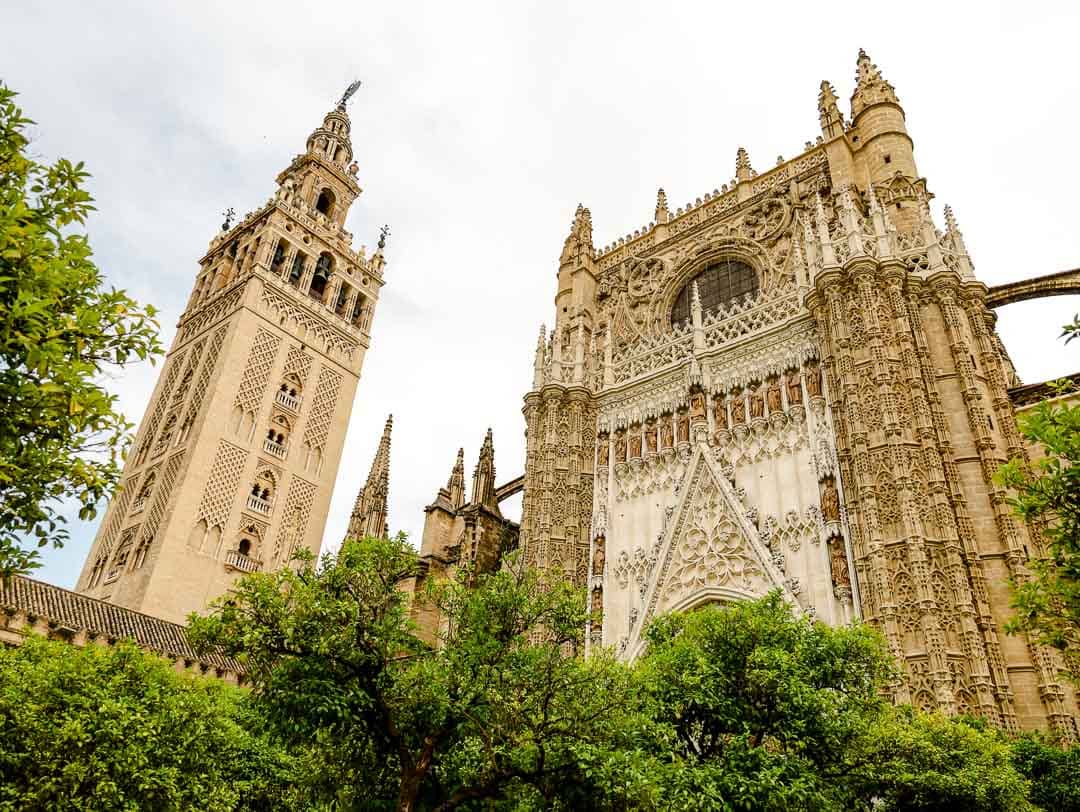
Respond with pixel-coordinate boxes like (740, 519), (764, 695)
(7, 0), (1079, 587)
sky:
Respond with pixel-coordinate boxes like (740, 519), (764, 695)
(5, 1), (1080, 589)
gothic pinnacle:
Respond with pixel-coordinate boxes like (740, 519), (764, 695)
(735, 147), (754, 182)
(447, 447), (465, 509)
(347, 414), (393, 540)
(655, 187), (670, 224)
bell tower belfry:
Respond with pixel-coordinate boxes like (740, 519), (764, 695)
(76, 88), (387, 623)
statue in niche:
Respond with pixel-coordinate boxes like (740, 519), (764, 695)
(713, 395), (728, 429)
(614, 433), (627, 463)
(591, 586), (604, 617)
(597, 437), (609, 466)
(829, 538), (851, 588)
(677, 412), (690, 443)
(821, 478), (841, 522)
(629, 431), (642, 459)
(767, 377), (782, 412)
(806, 361), (823, 398)
(731, 395), (746, 424)
(786, 370), (803, 405)
(661, 419), (674, 449)
(750, 388), (765, 420)
(645, 423), (658, 453)
(592, 536), (606, 575)
(689, 392), (706, 422)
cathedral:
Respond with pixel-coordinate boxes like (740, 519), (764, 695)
(3, 50), (1080, 737)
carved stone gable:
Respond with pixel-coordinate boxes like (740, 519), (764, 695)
(627, 447), (795, 656)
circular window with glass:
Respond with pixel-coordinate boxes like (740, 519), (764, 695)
(670, 259), (758, 328)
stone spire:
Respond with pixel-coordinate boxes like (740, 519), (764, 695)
(735, 147), (754, 182)
(469, 428), (498, 512)
(347, 414), (392, 539)
(654, 188), (671, 224)
(447, 447), (466, 510)
(850, 48), (900, 118)
(943, 205), (975, 279)
(818, 80), (844, 139)
(561, 204), (594, 263)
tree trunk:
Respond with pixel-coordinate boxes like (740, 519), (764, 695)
(396, 736), (437, 812)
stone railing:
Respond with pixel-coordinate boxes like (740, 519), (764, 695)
(275, 390), (301, 411)
(224, 550), (261, 573)
(263, 439), (288, 459)
(246, 494), (272, 515)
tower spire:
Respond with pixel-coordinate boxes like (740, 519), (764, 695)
(447, 447), (466, 510)
(469, 428), (498, 511)
(348, 415), (393, 540)
(850, 48), (900, 118)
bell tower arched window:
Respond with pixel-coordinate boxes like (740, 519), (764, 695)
(309, 253), (332, 302)
(670, 260), (758, 328)
(315, 188), (335, 218)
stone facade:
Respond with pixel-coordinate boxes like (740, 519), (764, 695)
(403, 431), (520, 644)
(73, 100), (387, 624)
(517, 50), (1079, 737)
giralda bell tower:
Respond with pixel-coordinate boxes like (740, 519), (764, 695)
(76, 86), (386, 623)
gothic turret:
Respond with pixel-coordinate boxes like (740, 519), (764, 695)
(469, 429), (499, 513)
(817, 81), (843, 140)
(847, 49), (917, 186)
(554, 204), (598, 339)
(347, 414), (392, 540)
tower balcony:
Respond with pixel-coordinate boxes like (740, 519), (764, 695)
(224, 549), (261, 573)
(275, 390), (301, 411)
(130, 497), (147, 515)
(263, 438), (288, 459)
(246, 494), (273, 515)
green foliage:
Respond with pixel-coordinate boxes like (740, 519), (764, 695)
(1062, 314), (1080, 345)
(0, 635), (295, 811)
(635, 593), (892, 809)
(1011, 732), (1080, 811)
(850, 710), (1033, 811)
(0, 83), (162, 576)
(189, 535), (642, 811)
(634, 594), (1034, 811)
(997, 381), (1080, 678)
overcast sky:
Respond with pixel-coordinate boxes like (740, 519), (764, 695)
(6, 1), (1080, 589)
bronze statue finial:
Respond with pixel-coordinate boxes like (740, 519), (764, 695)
(337, 79), (362, 110)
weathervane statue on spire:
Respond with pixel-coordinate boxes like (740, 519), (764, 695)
(337, 79), (362, 110)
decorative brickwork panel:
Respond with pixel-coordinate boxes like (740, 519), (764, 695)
(301, 367), (343, 451)
(134, 349), (187, 460)
(177, 286), (243, 343)
(234, 329), (282, 414)
(273, 477), (318, 563)
(141, 451), (186, 546)
(196, 441), (248, 531)
(184, 325), (228, 425)
(91, 471), (143, 564)
(281, 343), (313, 385)
(260, 285), (358, 361)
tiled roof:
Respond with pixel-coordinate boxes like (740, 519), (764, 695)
(1009, 372), (1080, 408)
(0, 575), (241, 674)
